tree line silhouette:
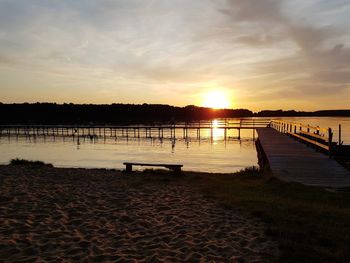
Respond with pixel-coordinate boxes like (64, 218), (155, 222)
(0, 103), (349, 125)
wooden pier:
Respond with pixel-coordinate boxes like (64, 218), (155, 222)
(257, 127), (350, 188)
(0, 119), (270, 141)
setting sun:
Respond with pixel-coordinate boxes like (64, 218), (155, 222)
(202, 91), (231, 109)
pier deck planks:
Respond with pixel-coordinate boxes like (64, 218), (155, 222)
(256, 128), (350, 188)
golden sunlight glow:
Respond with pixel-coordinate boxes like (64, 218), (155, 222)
(211, 119), (224, 141)
(202, 90), (231, 109)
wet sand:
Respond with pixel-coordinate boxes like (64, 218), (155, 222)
(0, 165), (278, 262)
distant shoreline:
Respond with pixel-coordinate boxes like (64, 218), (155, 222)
(1, 103), (350, 125)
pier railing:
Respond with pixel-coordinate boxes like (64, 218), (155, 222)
(269, 120), (334, 156)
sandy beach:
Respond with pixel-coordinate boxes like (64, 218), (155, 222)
(0, 165), (278, 262)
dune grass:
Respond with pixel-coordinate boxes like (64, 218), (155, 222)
(10, 158), (53, 167)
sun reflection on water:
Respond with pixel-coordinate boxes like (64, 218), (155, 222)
(212, 119), (225, 141)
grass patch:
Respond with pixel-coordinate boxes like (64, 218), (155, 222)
(10, 158), (53, 167)
(181, 170), (350, 263)
(234, 165), (262, 176)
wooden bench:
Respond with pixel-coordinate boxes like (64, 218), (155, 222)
(123, 162), (183, 173)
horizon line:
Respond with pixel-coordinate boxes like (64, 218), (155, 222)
(1, 101), (349, 113)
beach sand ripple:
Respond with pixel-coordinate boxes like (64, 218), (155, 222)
(0, 166), (278, 262)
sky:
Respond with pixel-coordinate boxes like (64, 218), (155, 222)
(0, 0), (349, 111)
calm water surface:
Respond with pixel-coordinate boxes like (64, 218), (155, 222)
(0, 117), (349, 173)
(275, 116), (350, 143)
(0, 127), (257, 173)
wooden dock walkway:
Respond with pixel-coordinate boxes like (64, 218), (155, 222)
(256, 128), (350, 188)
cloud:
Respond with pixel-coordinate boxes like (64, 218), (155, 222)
(221, 0), (284, 23)
(0, 0), (349, 110)
(216, 0), (350, 98)
(0, 53), (17, 65)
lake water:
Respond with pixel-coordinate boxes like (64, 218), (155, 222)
(272, 117), (350, 144)
(0, 117), (349, 173)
